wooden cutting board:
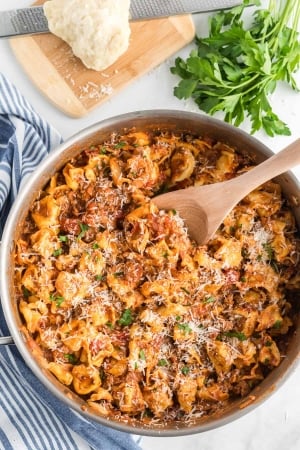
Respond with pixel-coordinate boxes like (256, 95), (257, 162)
(9, 0), (195, 117)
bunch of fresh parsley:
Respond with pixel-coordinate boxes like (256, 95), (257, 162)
(171, 0), (300, 136)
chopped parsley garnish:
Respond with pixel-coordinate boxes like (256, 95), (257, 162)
(241, 247), (249, 258)
(95, 274), (104, 281)
(64, 353), (77, 364)
(262, 242), (279, 272)
(103, 166), (111, 177)
(113, 271), (124, 278)
(22, 287), (31, 298)
(114, 141), (127, 149)
(181, 366), (190, 375)
(155, 184), (170, 195)
(50, 293), (65, 307)
(139, 349), (146, 360)
(77, 223), (89, 240)
(53, 248), (63, 257)
(181, 287), (191, 295)
(270, 260), (279, 273)
(273, 320), (282, 329)
(143, 408), (154, 417)
(99, 367), (106, 381)
(118, 308), (133, 327)
(203, 295), (215, 304)
(221, 330), (247, 341)
(177, 323), (192, 334)
(59, 235), (68, 243)
(158, 359), (168, 367)
(262, 242), (274, 260)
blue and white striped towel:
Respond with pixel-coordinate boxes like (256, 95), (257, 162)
(0, 73), (141, 450)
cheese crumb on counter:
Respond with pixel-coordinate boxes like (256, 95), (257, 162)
(43, 0), (131, 71)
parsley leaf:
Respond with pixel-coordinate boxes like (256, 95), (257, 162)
(118, 308), (133, 327)
(171, 0), (300, 136)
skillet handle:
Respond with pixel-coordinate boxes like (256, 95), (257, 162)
(0, 239), (15, 345)
(0, 336), (14, 345)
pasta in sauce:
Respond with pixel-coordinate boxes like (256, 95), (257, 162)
(15, 129), (300, 426)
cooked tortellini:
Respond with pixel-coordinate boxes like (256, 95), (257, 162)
(15, 129), (299, 427)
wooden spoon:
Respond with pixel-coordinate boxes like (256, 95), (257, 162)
(152, 138), (300, 245)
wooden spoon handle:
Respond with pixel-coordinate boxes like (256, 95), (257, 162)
(225, 138), (300, 198)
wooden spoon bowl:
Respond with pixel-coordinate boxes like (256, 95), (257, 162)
(153, 138), (300, 244)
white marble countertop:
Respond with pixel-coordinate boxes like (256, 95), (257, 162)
(1, 1), (300, 450)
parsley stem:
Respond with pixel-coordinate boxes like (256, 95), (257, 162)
(291, 3), (300, 52)
(196, 72), (261, 97)
(209, 75), (271, 105)
(268, 1), (292, 54)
